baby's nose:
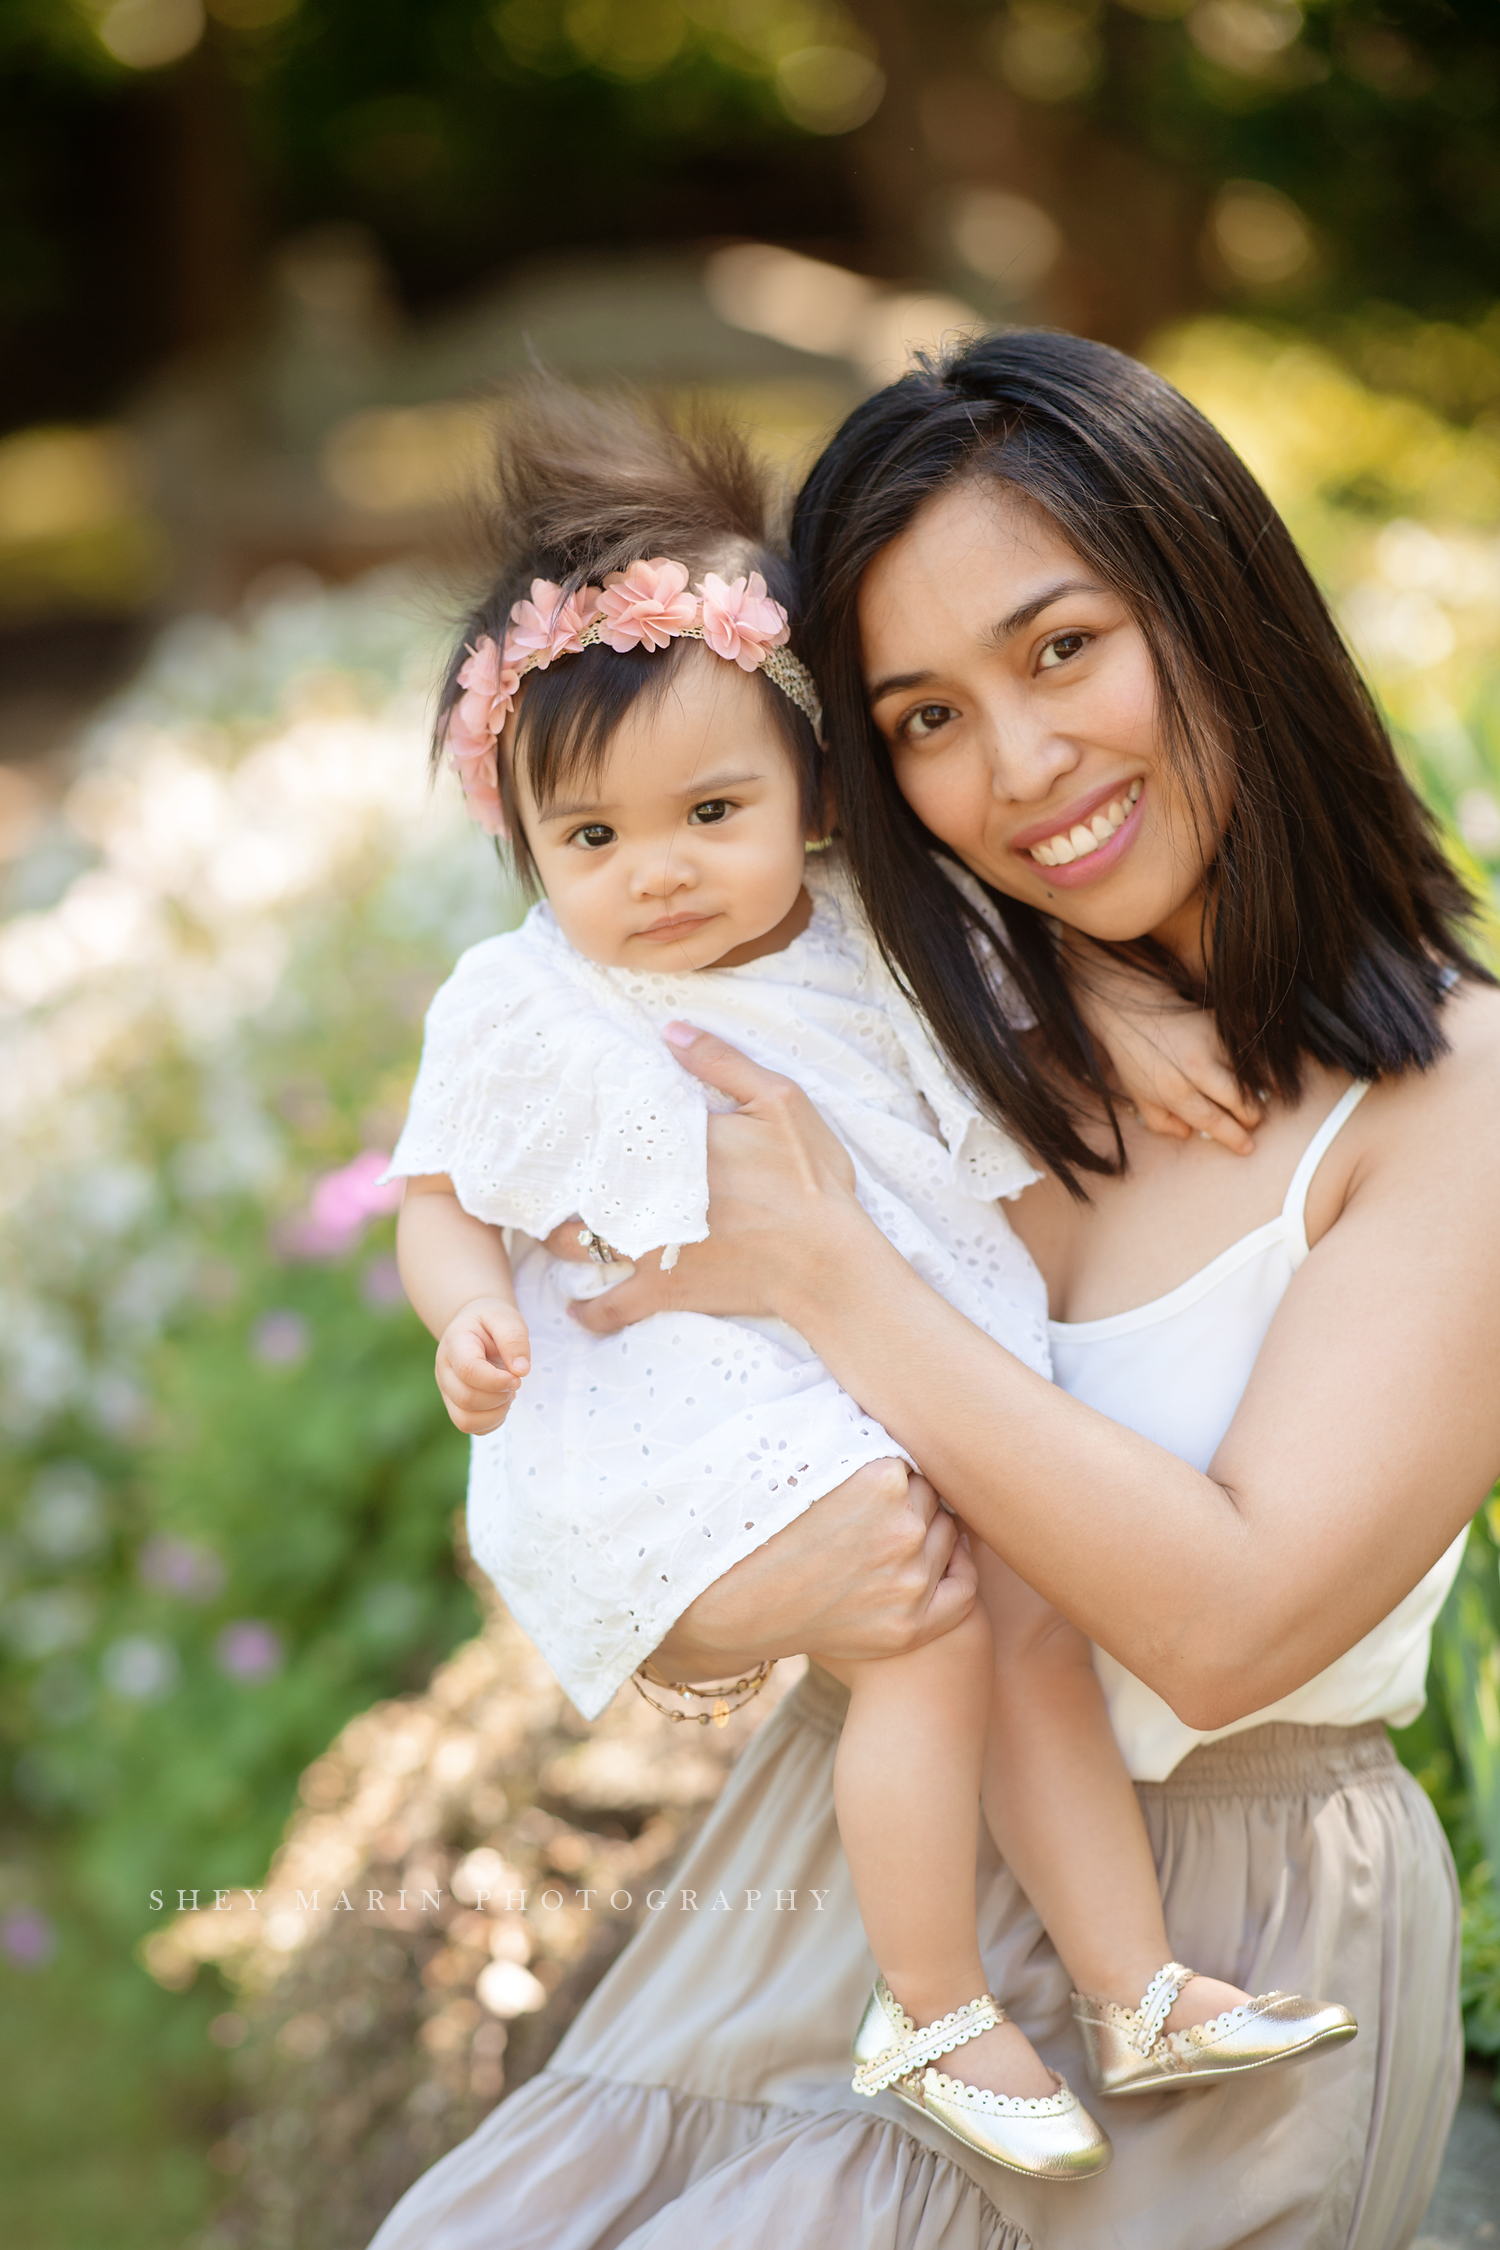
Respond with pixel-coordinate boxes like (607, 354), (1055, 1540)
(631, 849), (696, 897)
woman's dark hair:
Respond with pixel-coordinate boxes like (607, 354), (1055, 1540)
(434, 381), (820, 887)
(790, 328), (1487, 1190)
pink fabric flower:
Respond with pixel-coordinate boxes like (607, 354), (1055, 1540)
(596, 558), (699, 652)
(445, 635), (514, 835)
(454, 635), (520, 736)
(697, 571), (791, 671)
(508, 579), (601, 667)
(451, 748), (506, 836)
(443, 705), (506, 836)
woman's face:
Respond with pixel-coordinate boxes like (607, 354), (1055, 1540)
(858, 478), (1227, 961)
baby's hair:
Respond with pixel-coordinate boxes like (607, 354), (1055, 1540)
(435, 380), (822, 887)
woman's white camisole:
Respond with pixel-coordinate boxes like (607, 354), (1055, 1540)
(1050, 1078), (1469, 1782)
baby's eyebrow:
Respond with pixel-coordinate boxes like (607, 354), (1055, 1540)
(538, 770), (766, 822)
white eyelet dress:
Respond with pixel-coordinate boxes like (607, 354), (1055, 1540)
(367, 1080), (1467, 2250)
(383, 852), (1048, 1719)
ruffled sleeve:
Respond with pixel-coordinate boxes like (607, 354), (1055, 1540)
(384, 908), (710, 1259)
(876, 970), (1041, 1203)
(935, 855), (1036, 1033)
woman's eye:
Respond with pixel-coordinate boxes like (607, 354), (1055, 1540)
(1038, 631), (1089, 670)
(573, 824), (615, 849)
(688, 799), (731, 825)
(902, 703), (956, 743)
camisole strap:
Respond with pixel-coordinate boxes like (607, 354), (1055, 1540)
(1282, 1079), (1372, 1268)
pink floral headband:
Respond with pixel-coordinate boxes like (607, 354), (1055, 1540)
(442, 558), (823, 836)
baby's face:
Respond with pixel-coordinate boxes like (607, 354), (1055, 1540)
(514, 647), (814, 973)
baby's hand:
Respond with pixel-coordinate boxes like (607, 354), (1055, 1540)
(1067, 944), (1262, 1155)
(435, 1297), (531, 1435)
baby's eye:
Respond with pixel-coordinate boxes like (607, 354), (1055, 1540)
(572, 823), (615, 849)
(688, 799), (731, 825)
(902, 703), (956, 744)
(1038, 631), (1089, 670)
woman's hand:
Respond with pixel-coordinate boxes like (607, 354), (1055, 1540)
(650, 1462), (978, 1677)
(1061, 935), (1262, 1156)
(568, 1021), (866, 1336)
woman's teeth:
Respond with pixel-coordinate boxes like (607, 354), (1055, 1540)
(1027, 779), (1142, 867)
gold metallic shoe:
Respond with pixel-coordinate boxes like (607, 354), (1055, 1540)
(852, 1978), (1112, 2181)
(1073, 1959), (1358, 2097)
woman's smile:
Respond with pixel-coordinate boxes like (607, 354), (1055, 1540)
(1012, 776), (1145, 882)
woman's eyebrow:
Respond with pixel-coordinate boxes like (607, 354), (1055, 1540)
(990, 578), (1105, 642)
(866, 577), (1106, 704)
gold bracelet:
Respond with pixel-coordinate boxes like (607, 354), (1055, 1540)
(631, 1658), (775, 1728)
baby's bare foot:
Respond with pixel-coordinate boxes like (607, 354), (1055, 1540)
(931, 2018), (1056, 2101)
(1162, 1974), (1252, 2035)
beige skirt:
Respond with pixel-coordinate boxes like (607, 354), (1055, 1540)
(367, 1665), (1462, 2250)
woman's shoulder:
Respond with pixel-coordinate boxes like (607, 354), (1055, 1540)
(1434, 971), (1500, 1070)
(1367, 975), (1500, 1129)
(1305, 974), (1500, 1241)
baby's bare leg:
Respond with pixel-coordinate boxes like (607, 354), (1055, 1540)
(978, 1544), (1250, 2030)
(821, 1505), (1054, 2099)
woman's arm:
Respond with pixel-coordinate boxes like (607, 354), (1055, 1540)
(573, 1006), (1500, 1728)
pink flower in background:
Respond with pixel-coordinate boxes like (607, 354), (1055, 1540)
(138, 1536), (225, 1602)
(216, 1621), (285, 1681)
(697, 572), (790, 669)
(282, 1151), (403, 1260)
(253, 1310), (310, 1364)
(507, 579), (601, 666)
(1, 1908), (56, 1969)
(596, 558), (698, 652)
(362, 1256), (406, 1308)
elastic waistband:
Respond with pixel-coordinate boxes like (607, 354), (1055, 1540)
(1137, 1720), (1399, 1800)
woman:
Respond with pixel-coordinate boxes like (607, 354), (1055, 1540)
(368, 334), (1500, 2248)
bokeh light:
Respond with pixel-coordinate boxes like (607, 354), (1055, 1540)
(216, 1619), (287, 1680)
(1, 1908), (58, 1969)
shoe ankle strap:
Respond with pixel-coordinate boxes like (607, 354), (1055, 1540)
(1136, 1961), (1196, 2048)
(853, 1984), (1006, 2096)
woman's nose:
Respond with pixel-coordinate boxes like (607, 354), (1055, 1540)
(979, 695), (1084, 806)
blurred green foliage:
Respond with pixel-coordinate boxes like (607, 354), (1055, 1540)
(1394, 1504), (1500, 2070)
(2, 1), (1499, 434)
(0, 576), (506, 2233)
(1091, 0), (1500, 318)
